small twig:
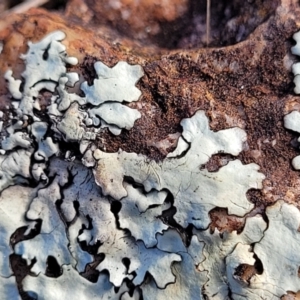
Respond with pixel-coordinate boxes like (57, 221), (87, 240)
(0, 0), (49, 18)
(206, 0), (211, 47)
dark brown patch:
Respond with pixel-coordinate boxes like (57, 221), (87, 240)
(234, 263), (257, 284)
(79, 55), (98, 86)
(10, 254), (36, 300)
(209, 207), (245, 233)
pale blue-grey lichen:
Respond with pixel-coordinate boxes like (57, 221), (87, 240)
(1, 30), (299, 300)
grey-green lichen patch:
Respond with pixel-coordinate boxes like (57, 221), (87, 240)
(4, 70), (23, 100)
(92, 110), (265, 229)
(141, 235), (207, 300)
(14, 174), (75, 274)
(23, 265), (129, 300)
(55, 103), (86, 142)
(15, 222), (75, 275)
(5, 31), (78, 118)
(56, 76), (85, 112)
(292, 31), (300, 94)
(63, 163), (181, 288)
(195, 215), (267, 298)
(118, 184), (169, 247)
(67, 217), (93, 273)
(226, 201), (300, 299)
(80, 61), (143, 133)
(30, 122), (59, 160)
(81, 61), (143, 105)
(166, 136), (189, 158)
(97, 233), (182, 288)
(1, 29), (299, 300)
(0, 149), (32, 192)
(87, 102), (141, 132)
(0, 186), (36, 277)
(284, 110), (300, 169)
(0, 276), (20, 300)
(4, 30), (143, 141)
(1, 120), (31, 151)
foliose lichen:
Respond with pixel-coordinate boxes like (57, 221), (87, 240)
(1, 30), (300, 300)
